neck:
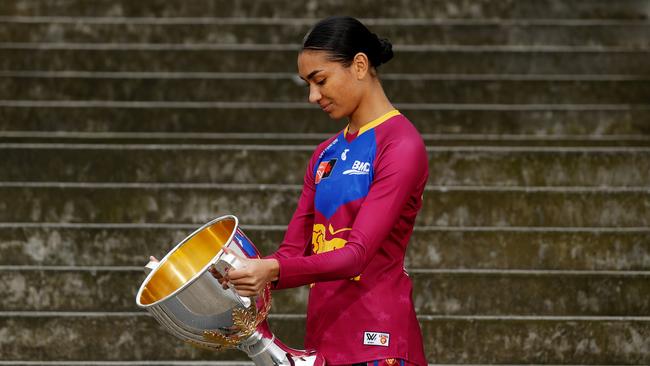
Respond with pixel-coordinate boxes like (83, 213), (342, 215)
(346, 82), (394, 134)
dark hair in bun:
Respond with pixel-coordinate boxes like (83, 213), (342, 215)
(302, 16), (393, 70)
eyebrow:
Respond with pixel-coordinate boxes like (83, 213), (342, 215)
(300, 69), (323, 81)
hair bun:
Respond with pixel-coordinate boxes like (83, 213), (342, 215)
(376, 37), (393, 66)
(303, 17), (393, 70)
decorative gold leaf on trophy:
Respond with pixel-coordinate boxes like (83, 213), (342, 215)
(201, 284), (272, 349)
(184, 339), (224, 352)
(202, 328), (241, 348)
(201, 305), (256, 348)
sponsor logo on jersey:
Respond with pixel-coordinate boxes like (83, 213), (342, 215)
(363, 331), (390, 347)
(341, 148), (350, 161)
(315, 158), (337, 184)
(343, 160), (370, 175)
(318, 138), (338, 159)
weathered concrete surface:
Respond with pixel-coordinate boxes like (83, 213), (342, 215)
(410, 271), (650, 315)
(1, 0), (648, 19)
(1, 269), (649, 316)
(4, 22), (650, 48)
(2, 134), (649, 148)
(406, 229), (650, 271)
(2, 147), (649, 186)
(1, 22), (648, 49)
(421, 317), (650, 364)
(1, 315), (649, 363)
(415, 189), (650, 227)
(0, 315), (246, 361)
(1, 186), (648, 226)
(3, 49), (650, 75)
(2, 227), (649, 270)
(2, 107), (649, 136)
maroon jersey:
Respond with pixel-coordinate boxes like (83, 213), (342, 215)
(266, 110), (428, 365)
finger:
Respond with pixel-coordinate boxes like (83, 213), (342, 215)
(149, 256), (159, 262)
(210, 272), (225, 282)
(208, 267), (224, 279)
(225, 267), (250, 281)
(230, 283), (257, 290)
(228, 276), (257, 286)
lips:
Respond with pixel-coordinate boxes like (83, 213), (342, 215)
(320, 103), (333, 112)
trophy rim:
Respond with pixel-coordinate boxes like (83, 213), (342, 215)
(135, 214), (239, 308)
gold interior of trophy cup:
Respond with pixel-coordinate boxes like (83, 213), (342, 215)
(139, 218), (236, 305)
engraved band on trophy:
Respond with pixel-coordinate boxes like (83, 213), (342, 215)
(135, 215), (324, 366)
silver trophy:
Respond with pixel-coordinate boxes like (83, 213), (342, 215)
(136, 215), (323, 366)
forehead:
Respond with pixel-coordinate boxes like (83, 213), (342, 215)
(297, 50), (338, 77)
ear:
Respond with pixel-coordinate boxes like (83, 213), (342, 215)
(351, 52), (370, 79)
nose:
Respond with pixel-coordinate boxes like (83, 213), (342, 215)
(308, 85), (321, 104)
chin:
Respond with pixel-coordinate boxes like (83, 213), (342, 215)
(326, 112), (340, 120)
(325, 108), (345, 120)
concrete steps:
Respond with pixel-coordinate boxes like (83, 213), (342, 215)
(1, 225), (648, 270)
(3, 47), (650, 74)
(2, 107), (649, 136)
(4, 132), (650, 147)
(2, 267), (650, 316)
(3, 20), (650, 48)
(2, 0), (649, 19)
(2, 74), (649, 104)
(1, 314), (649, 363)
(2, 144), (649, 185)
(0, 184), (648, 227)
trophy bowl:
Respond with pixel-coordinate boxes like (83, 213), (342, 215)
(136, 215), (323, 366)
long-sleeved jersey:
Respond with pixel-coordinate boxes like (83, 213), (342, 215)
(266, 110), (428, 365)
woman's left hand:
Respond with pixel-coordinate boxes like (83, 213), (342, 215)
(223, 248), (279, 297)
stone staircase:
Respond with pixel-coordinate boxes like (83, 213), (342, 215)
(1, 0), (649, 365)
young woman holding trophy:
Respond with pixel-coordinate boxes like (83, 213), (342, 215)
(220, 16), (429, 366)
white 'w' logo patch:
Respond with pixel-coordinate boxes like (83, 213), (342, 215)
(364, 331), (390, 347)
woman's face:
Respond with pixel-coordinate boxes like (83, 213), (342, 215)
(297, 50), (363, 119)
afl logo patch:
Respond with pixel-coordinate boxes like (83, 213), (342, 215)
(315, 159), (337, 184)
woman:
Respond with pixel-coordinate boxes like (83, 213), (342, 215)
(223, 16), (428, 366)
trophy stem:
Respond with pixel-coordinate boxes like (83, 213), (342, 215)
(238, 320), (324, 366)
